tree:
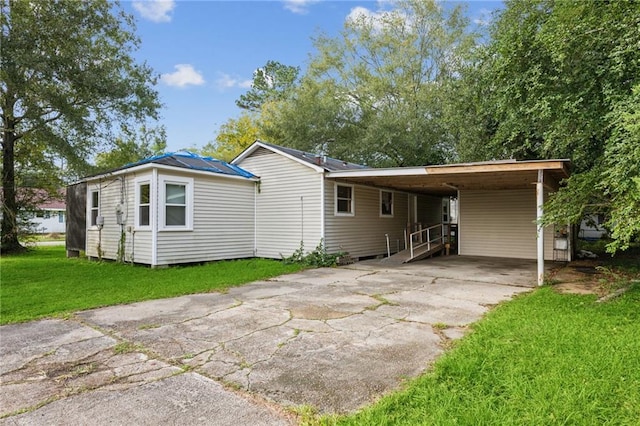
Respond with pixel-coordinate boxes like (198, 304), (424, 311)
(260, 0), (476, 167)
(94, 125), (166, 171)
(200, 113), (262, 162)
(459, 0), (640, 252)
(236, 60), (300, 112)
(1, 0), (161, 253)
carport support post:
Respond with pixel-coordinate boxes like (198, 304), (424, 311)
(536, 170), (544, 286)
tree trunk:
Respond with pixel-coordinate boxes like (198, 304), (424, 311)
(2, 118), (25, 253)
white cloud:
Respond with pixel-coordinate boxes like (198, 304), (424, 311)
(283, 0), (319, 15)
(132, 0), (175, 23)
(346, 6), (406, 32)
(161, 64), (205, 88)
(216, 73), (252, 90)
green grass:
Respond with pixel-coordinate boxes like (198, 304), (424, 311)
(326, 285), (640, 425)
(0, 246), (304, 324)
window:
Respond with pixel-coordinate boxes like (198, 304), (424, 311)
(137, 182), (150, 227)
(159, 176), (193, 230)
(335, 184), (354, 216)
(380, 190), (393, 217)
(58, 212), (65, 223)
(90, 190), (99, 226)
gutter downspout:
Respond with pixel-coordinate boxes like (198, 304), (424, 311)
(536, 169), (545, 286)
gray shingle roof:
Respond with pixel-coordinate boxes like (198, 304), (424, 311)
(258, 141), (369, 172)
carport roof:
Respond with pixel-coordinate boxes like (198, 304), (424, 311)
(326, 159), (571, 196)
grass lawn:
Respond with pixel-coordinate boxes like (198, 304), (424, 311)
(0, 246), (304, 324)
(325, 283), (640, 425)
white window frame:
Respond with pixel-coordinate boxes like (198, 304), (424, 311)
(135, 178), (152, 230)
(159, 176), (194, 231)
(380, 190), (394, 218)
(334, 183), (355, 216)
(88, 189), (100, 227)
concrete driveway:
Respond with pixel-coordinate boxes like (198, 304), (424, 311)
(0, 256), (538, 425)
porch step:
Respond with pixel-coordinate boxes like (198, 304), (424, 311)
(382, 243), (445, 265)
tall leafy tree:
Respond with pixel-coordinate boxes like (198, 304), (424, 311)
(94, 125), (166, 172)
(236, 60), (300, 112)
(458, 0), (640, 252)
(199, 113), (263, 162)
(261, 0), (476, 167)
(1, 0), (161, 252)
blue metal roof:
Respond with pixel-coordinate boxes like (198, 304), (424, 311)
(123, 151), (256, 179)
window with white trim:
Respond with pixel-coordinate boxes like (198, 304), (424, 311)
(380, 190), (393, 217)
(89, 190), (99, 226)
(159, 176), (193, 230)
(166, 184), (186, 226)
(136, 181), (151, 228)
(335, 184), (354, 216)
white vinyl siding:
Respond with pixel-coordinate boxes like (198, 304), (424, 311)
(86, 174), (153, 264)
(155, 172), (255, 265)
(237, 149), (323, 259)
(458, 189), (553, 260)
(325, 182), (409, 258)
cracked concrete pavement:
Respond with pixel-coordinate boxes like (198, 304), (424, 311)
(0, 256), (539, 424)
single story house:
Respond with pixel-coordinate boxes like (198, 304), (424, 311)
(68, 141), (571, 285)
(77, 152), (258, 266)
(0, 188), (66, 234)
(30, 197), (66, 234)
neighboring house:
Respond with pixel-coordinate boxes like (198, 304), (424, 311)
(79, 152), (258, 266)
(579, 214), (608, 240)
(68, 141), (571, 285)
(30, 196), (66, 234)
(0, 188), (66, 234)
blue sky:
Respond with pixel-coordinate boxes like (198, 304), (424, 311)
(124, 1), (502, 153)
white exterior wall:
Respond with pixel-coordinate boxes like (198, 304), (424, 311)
(86, 169), (254, 266)
(324, 181), (409, 258)
(31, 210), (66, 233)
(85, 173), (152, 263)
(458, 189), (553, 260)
(155, 171), (255, 265)
(237, 149), (323, 259)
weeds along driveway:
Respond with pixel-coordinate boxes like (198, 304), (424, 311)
(0, 257), (536, 424)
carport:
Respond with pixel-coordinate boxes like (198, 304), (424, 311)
(327, 159), (571, 286)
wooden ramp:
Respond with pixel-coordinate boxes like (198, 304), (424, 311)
(382, 243), (445, 265)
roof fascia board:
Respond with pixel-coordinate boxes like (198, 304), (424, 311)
(425, 160), (570, 176)
(233, 141), (325, 173)
(84, 163), (259, 183)
(327, 167), (428, 179)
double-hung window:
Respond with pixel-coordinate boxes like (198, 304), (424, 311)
(136, 181), (151, 229)
(159, 176), (193, 230)
(165, 183), (186, 226)
(335, 184), (354, 216)
(380, 190), (393, 217)
(89, 190), (100, 226)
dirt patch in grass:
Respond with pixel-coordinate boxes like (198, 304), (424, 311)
(549, 260), (609, 297)
(549, 254), (639, 297)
